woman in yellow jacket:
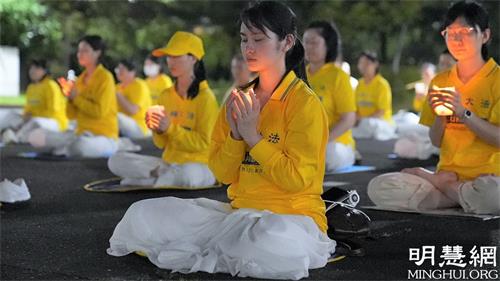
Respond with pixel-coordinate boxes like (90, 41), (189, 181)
(108, 31), (218, 188)
(107, 2), (335, 279)
(28, 35), (118, 158)
(353, 50), (396, 141)
(115, 59), (152, 139)
(0, 59), (68, 144)
(143, 55), (173, 104)
(303, 20), (357, 172)
(369, 1), (500, 215)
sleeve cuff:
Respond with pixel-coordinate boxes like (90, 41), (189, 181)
(72, 95), (82, 108)
(153, 130), (168, 147)
(165, 123), (177, 137)
(250, 139), (278, 166)
(223, 132), (246, 157)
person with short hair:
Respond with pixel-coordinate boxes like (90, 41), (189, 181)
(353, 50), (396, 141)
(0, 59), (68, 144)
(115, 59), (152, 139)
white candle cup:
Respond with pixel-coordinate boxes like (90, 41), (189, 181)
(415, 82), (426, 94)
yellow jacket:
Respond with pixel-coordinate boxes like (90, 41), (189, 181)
(420, 58), (500, 181)
(146, 74), (173, 105)
(209, 71), (329, 232)
(307, 63), (356, 148)
(24, 77), (68, 130)
(153, 80), (219, 164)
(117, 78), (152, 135)
(67, 64), (118, 139)
(355, 74), (393, 123)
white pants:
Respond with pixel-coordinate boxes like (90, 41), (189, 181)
(325, 141), (355, 172)
(107, 197), (335, 280)
(28, 128), (118, 158)
(16, 117), (61, 143)
(393, 110), (420, 132)
(368, 172), (500, 214)
(108, 152), (216, 188)
(352, 118), (396, 141)
(0, 109), (23, 130)
(118, 113), (149, 139)
(393, 123), (439, 160)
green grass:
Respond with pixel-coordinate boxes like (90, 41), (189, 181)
(0, 94), (25, 106)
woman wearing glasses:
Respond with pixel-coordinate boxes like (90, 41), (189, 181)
(368, 0), (500, 214)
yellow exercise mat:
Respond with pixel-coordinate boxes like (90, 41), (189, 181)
(328, 253), (346, 263)
(83, 177), (223, 192)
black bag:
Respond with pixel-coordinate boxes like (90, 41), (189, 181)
(322, 187), (371, 256)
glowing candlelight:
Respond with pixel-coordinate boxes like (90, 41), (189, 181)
(432, 86), (455, 116)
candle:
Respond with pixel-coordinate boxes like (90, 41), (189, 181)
(432, 86), (455, 116)
(146, 105), (165, 129)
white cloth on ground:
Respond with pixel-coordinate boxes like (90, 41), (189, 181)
(107, 197), (335, 280)
(0, 178), (31, 203)
(352, 118), (396, 141)
(108, 152), (216, 188)
(325, 141), (355, 172)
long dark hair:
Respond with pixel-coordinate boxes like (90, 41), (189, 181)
(186, 56), (206, 100)
(443, 1), (490, 60)
(306, 20), (341, 63)
(240, 1), (307, 83)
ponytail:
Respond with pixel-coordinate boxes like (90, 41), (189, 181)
(286, 38), (308, 84)
(187, 59), (206, 100)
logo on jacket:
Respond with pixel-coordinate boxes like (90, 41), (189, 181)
(481, 99), (490, 109)
(268, 133), (280, 143)
(242, 152), (259, 165)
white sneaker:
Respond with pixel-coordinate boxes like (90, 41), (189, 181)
(0, 178), (31, 203)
